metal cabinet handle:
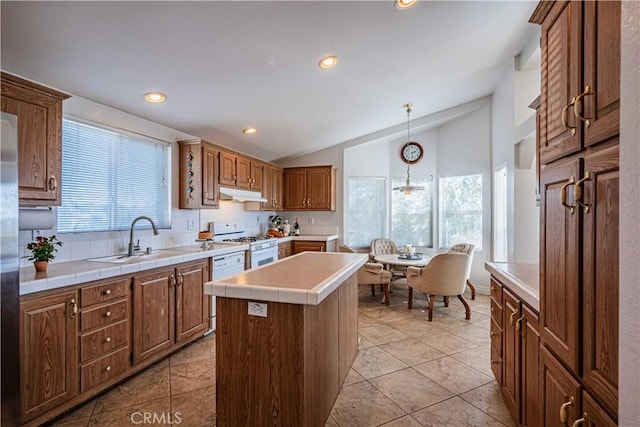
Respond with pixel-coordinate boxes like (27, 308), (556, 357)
(177, 274), (183, 286)
(560, 176), (577, 215)
(573, 85), (592, 127)
(104, 289), (111, 295)
(169, 274), (175, 287)
(105, 311), (111, 317)
(69, 298), (78, 319)
(574, 172), (592, 213)
(491, 332), (500, 337)
(561, 98), (577, 135)
(509, 311), (518, 326)
(515, 317), (523, 332)
(48, 175), (58, 193)
(572, 413), (588, 426)
(105, 336), (111, 343)
(560, 396), (575, 423)
(105, 365), (111, 372)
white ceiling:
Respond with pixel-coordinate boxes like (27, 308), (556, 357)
(1, 1), (538, 162)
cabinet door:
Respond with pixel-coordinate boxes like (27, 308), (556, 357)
(235, 156), (251, 189)
(306, 167), (333, 210)
(250, 161), (263, 192)
(502, 289), (521, 423)
(278, 241), (292, 259)
(263, 165), (275, 210)
(219, 151), (236, 187)
(581, 0), (620, 148)
(579, 391), (617, 427)
(538, 0), (583, 164)
(20, 290), (78, 421)
(273, 166), (283, 210)
(283, 168), (307, 209)
(293, 241), (326, 254)
(540, 345), (582, 427)
(581, 143), (619, 416)
(539, 158), (581, 374)
(522, 305), (541, 427)
(133, 268), (175, 364)
(1, 74), (68, 205)
(202, 145), (219, 207)
(175, 261), (208, 343)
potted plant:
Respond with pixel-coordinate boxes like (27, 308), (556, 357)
(25, 235), (63, 272)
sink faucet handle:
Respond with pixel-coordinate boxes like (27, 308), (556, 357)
(134, 239), (140, 251)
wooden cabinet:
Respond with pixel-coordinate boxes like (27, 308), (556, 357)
(20, 290), (78, 422)
(502, 289), (520, 422)
(521, 305), (541, 427)
(489, 280), (503, 385)
(133, 260), (208, 364)
(278, 240), (293, 259)
(540, 345), (582, 427)
(78, 278), (131, 393)
(262, 164), (283, 210)
(1, 72), (70, 206)
(178, 140), (219, 209)
(220, 150), (262, 191)
(292, 240), (336, 255)
(531, 1), (620, 423)
(283, 166), (336, 211)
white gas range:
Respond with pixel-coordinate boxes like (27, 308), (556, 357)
(212, 222), (278, 270)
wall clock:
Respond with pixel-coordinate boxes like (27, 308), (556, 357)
(400, 142), (424, 164)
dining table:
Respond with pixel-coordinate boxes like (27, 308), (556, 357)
(371, 253), (432, 304)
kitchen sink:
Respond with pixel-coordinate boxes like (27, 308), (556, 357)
(85, 249), (185, 264)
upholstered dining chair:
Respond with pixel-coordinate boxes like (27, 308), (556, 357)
(369, 238), (405, 280)
(405, 252), (471, 321)
(448, 243), (476, 300)
(339, 245), (391, 304)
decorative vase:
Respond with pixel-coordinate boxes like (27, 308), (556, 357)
(34, 261), (48, 272)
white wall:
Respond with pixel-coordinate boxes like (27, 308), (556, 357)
(619, 1), (640, 423)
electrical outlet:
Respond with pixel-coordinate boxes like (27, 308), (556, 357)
(187, 219), (195, 230)
(248, 302), (267, 317)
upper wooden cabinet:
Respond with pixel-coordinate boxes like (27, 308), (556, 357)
(283, 166), (336, 211)
(178, 140), (219, 209)
(220, 150), (262, 191)
(532, 0), (620, 165)
(1, 72), (70, 206)
(263, 164), (283, 211)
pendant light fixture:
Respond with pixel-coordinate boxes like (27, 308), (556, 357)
(393, 103), (425, 195)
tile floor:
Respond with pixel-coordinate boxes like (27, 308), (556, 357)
(53, 285), (514, 427)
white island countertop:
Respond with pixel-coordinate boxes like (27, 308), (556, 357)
(205, 251), (367, 305)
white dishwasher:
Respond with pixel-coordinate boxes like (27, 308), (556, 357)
(206, 251), (246, 335)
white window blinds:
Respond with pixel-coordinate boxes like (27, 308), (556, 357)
(57, 119), (171, 233)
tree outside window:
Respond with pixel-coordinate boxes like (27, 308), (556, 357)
(440, 174), (483, 249)
(391, 177), (432, 247)
(347, 177), (386, 247)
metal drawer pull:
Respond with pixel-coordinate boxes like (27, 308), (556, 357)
(560, 176), (576, 215)
(105, 336), (111, 343)
(105, 311), (111, 317)
(105, 365), (111, 372)
(572, 413), (588, 426)
(491, 332), (499, 337)
(574, 172), (592, 213)
(509, 311), (518, 326)
(561, 98), (577, 135)
(573, 85), (592, 127)
(49, 175), (58, 192)
(104, 289), (111, 295)
(515, 317), (523, 332)
(69, 298), (78, 319)
(560, 396), (575, 423)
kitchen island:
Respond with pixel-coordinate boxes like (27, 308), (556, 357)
(206, 251), (367, 427)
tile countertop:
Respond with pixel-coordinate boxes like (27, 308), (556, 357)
(484, 262), (540, 312)
(205, 252), (367, 306)
(276, 234), (339, 243)
(19, 243), (250, 296)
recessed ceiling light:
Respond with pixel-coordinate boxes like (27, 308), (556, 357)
(318, 55), (339, 69)
(395, 0), (418, 9)
(242, 127), (259, 135)
(143, 92), (167, 103)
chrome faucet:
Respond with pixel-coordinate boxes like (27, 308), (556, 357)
(127, 216), (159, 257)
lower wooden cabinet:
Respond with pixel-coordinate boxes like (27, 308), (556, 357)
(278, 240), (293, 259)
(20, 259), (210, 426)
(540, 345), (582, 427)
(292, 240), (336, 254)
(20, 290), (78, 422)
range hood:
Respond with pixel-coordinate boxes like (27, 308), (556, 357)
(219, 187), (267, 203)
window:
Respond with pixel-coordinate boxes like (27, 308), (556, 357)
(57, 119), (171, 233)
(391, 177), (432, 247)
(494, 166), (508, 261)
(440, 174), (483, 249)
(347, 177), (386, 247)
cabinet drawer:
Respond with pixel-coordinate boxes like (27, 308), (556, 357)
(491, 344), (503, 385)
(81, 279), (129, 307)
(80, 320), (129, 363)
(490, 298), (503, 326)
(490, 318), (502, 356)
(80, 347), (129, 393)
(81, 299), (128, 331)
(490, 279), (502, 304)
